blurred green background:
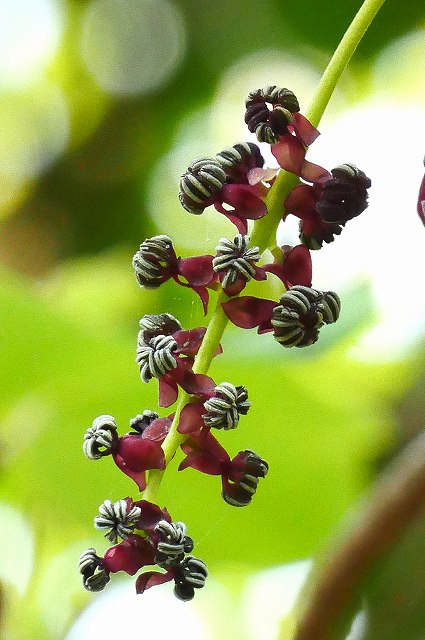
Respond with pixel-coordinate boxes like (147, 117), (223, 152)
(1, 0), (425, 638)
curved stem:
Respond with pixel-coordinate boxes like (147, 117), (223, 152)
(250, 0), (386, 254)
(143, 0), (386, 505)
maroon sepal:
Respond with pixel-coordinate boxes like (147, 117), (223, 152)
(291, 113), (320, 146)
(215, 183), (268, 234)
(113, 436), (166, 490)
(178, 402), (205, 434)
(177, 255), (215, 287)
(175, 256), (216, 315)
(103, 534), (156, 575)
(142, 415), (173, 443)
(272, 136), (305, 176)
(264, 244), (312, 288)
(133, 499), (171, 534)
(136, 569), (174, 594)
(222, 296), (277, 331)
(159, 374), (179, 408)
(178, 370), (216, 399)
(179, 430), (230, 475)
(285, 183), (317, 218)
(174, 327), (207, 357)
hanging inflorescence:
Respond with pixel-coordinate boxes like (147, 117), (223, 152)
(79, 85), (371, 601)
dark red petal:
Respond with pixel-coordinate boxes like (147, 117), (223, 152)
(103, 535), (156, 575)
(181, 429), (230, 463)
(291, 112), (320, 146)
(222, 296), (277, 329)
(193, 286), (210, 315)
(178, 255), (215, 287)
(258, 320), (274, 334)
(214, 203), (248, 234)
(133, 500), (171, 533)
(271, 136), (306, 176)
(112, 458), (147, 491)
(301, 160), (331, 184)
(174, 327), (207, 356)
(178, 402), (205, 434)
(179, 371), (216, 399)
(142, 416), (173, 443)
(115, 436), (166, 472)
(284, 184), (317, 219)
(281, 244), (312, 287)
(221, 275), (248, 297)
(221, 184), (268, 220)
(417, 172), (425, 226)
(178, 450), (226, 475)
(159, 375), (178, 408)
(136, 570), (174, 594)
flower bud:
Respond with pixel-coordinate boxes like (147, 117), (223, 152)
(179, 157), (226, 214)
(133, 235), (174, 289)
(317, 163), (371, 224)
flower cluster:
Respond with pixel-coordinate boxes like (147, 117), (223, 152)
(79, 84), (371, 602)
(79, 499), (208, 601)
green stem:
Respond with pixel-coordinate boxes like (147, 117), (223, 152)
(143, 0), (386, 505)
(250, 0), (386, 253)
(143, 290), (229, 503)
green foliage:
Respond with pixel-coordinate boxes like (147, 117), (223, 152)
(0, 266), (417, 637)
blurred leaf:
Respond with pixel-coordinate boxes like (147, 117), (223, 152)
(0, 266), (418, 638)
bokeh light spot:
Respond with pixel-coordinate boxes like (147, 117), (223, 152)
(0, 82), (69, 180)
(0, 0), (64, 89)
(80, 0), (186, 95)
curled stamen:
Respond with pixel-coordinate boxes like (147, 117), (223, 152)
(203, 382), (250, 430)
(213, 235), (260, 291)
(136, 334), (178, 383)
(83, 415), (118, 460)
(94, 499), (142, 543)
(79, 548), (110, 592)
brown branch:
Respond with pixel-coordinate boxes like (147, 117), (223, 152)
(293, 430), (425, 640)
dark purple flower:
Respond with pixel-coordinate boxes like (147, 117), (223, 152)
(284, 164), (371, 249)
(94, 498), (142, 543)
(79, 548), (110, 592)
(222, 450), (269, 507)
(133, 235), (217, 314)
(179, 143), (269, 234)
(179, 431), (267, 507)
(316, 163), (371, 224)
(244, 86), (300, 144)
(222, 285), (341, 348)
(83, 414), (168, 491)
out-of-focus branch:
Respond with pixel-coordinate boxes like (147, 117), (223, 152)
(292, 429), (425, 640)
